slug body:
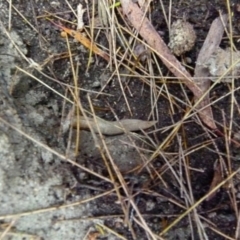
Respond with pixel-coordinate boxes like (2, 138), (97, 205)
(73, 116), (157, 135)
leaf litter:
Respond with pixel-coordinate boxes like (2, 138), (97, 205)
(56, 1), (231, 134)
(119, 0), (230, 130)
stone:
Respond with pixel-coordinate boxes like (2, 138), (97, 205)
(168, 19), (196, 56)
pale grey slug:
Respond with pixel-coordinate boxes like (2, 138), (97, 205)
(72, 116), (157, 135)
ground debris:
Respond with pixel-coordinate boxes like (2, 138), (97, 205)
(120, 0), (218, 129)
(204, 47), (240, 82)
(168, 19), (196, 56)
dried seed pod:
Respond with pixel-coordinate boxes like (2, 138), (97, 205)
(168, 19), (196, 56)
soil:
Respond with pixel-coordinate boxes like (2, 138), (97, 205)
(1, 0), (240, 239)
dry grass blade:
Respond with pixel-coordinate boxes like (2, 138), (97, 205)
(0, 219), (17, 239)
(96, 223), (127, 240)
(160, 167), (240, 236)
(120, 0), (217, 129)
(0, 187), (115, 220)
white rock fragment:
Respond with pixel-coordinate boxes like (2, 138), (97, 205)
(168, 19), (196, 56)
(204, 47), (240, 82)
(77, 4), (86, 31)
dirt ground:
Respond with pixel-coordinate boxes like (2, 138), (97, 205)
(1, 0), (240, 239)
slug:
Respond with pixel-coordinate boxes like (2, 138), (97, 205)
(72, 116), (157, 135)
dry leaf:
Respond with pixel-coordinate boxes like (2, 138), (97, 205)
(49, 20), (109, 61)
(194, 14), (228, 129)
(206, 160), (223, 201)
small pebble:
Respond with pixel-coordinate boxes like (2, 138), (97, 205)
(185, 57), (192, 64)
(92, 81), (101, 88)
(168, 19), (196, 56)
(146, 200), (155, 211)
(207, 212), (217, 218)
